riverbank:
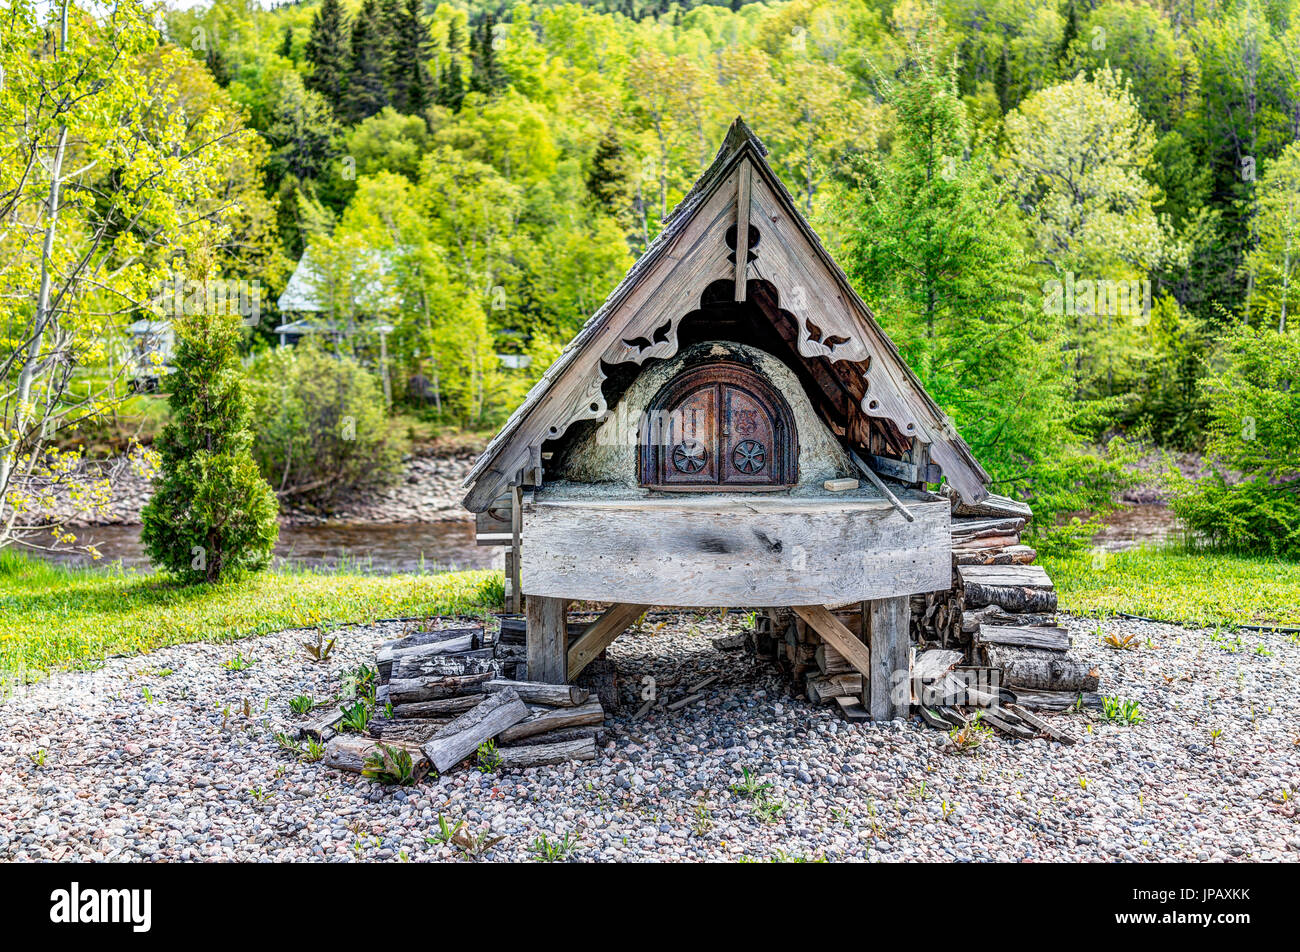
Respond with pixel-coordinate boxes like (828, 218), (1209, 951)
(60, 448), (480, 529)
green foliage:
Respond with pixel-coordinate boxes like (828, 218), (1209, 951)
(1041, 547), (1300, 628)
(528, 831), (581, 862)
(247, 344), (407, 505)
(338, 699), (372, 734)
(1169, 326), (1300, 558)
(289, 694), (315, 715)
(475, 739), (502, 773)
(362, 743), (420, 784)
(0, 551), (502, 676)
(1100, 697), (1144, 726)
(142, 311), (279, 584)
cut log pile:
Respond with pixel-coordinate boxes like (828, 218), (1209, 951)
(744, 488), (1104, 739)
(310, 621), (608, 779)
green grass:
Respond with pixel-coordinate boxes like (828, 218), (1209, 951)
(1044, 546), (1300, 629)
(0, 552), (502, 679)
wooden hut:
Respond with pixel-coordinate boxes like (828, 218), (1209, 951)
(462, 118), (998, 721)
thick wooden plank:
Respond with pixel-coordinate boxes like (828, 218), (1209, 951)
(866, 596), (910, 720)
(526, 595), (568, 684)
(389, 651), (494, 683)
(792, 605), (873, 678)
(523, 495), (950, 606)
(484, 679), (590, 706)
(977, 624), (1070, 652)
(566, 603), (649, 679)
(421, 688), (530, 773)
(1006, 703), (1077, 745)
(1008, 688), (1102, 711)
(496, 699), (605, 744)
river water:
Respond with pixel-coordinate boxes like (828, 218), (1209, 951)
(43, 521), (498, 574)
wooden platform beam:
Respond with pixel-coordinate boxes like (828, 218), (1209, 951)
(865, 596), (910, 721)
(567, 603), (649, 680)
(526, 596), (568, 684)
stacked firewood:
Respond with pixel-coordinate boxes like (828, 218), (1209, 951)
(311, 623), (607, 780)
(757, 606), (869, 711)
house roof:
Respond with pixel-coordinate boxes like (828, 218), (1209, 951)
(276, 246), (400, 314)
(461, 117), (991, 512)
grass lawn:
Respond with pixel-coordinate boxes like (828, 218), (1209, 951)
(0, 553), (502, 679)
(1043, 546), (1300, 629)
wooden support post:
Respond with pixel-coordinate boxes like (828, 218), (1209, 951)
(567, 603), (649, 679)
(734, 160), (751, 302)
(864, 596), (910, 721)
(509, 485), (523, 614)
(526, 595), (568, 684)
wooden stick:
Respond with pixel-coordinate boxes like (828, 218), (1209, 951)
(566, 603), (648, 679)
(849, 450), (914, 522)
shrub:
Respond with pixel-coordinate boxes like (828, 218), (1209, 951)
(247, 344), (408, 506)
(1169, 326), (1300, 559)
(141, 311), (278, 583)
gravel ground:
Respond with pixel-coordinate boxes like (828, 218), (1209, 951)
(2, 613), (1298, 862)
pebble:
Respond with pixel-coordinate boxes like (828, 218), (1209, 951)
(0, 614), (1297, 862)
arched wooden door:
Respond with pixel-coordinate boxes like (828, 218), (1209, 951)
(640, 361), (798, 490)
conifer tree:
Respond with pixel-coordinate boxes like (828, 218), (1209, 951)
(305, 0), (349, 115)
(388, 0), (433, 114)
(141, 310), (279, 584)
(468, 12), (506, 96)
(278, 23), (294, 61)
(344, 0), (390, 122)
(845, 35), (1067, 483)
(437, 19), (465, 112)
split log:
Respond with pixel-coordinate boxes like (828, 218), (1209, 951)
(833, 695), (870, 722)
(367, 717), (448, 743)
(421, 688), (530, 773)
(499, 726), (605, 747)
(391, 694), (483, 719)
(378, 633), (483, 681)
(912, 649), (965, 683)
(380, 626), (482, 657)
(1006, 703), (1077, 745)
(962, 582), (1058, 614)
(1007, 688), (1102, 711)
(390, 651), (494, 683)
(962, 605), (1058, 634)
(494, 737), (597, 768)
(484, 679), (589, 707)
(299, 708), (343, 743)
(954, 543), (1038, 566)
(949, 491), (1033, 521)
(388, 671), (492, 706)
(977, 624), (1070, 652)
(805, 673), (862, 704)
(573, 654), (619, 713)
(980, 707), (1037, 739)
(496, 699), (605, 744)
(982, 645), (1099, 692)
(323, 735), (431, 779)
(815, 644), (852, 675)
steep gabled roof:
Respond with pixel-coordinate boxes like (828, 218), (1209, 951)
(462, 117), (990, 511)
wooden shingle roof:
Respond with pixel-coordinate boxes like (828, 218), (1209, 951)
(462, 117), (990, 511)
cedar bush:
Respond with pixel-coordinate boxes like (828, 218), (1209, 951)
(141, 311), (279, 582)
(246, 344), (407, 505)
(1169, 326), (1300, 559)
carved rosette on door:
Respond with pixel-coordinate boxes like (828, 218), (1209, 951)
(640, 361), (798, 490)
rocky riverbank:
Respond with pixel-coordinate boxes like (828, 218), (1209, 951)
(62, 450), (478, 528)
(2, 612), (1296, 862)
